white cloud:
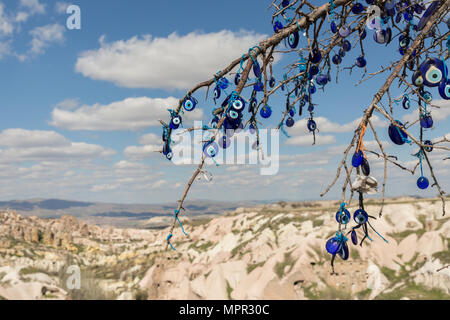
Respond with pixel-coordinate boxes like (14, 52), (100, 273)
(286, 133), (336, 146)
(20, 0), (45, 15)
(75, 30), (266, 89)
(29, 23), (65, 55)
(124, 144), (161, 159)
(0, 128), (70, 147)
(0, 4), (14, 36)
(138, 133), (160, 145)
(54, 98), (80, 110)
(402, 99), (450, 124)
(50, 96), (203, 131)
(91, 184), (119, 192)
(55, 2), (69, 14)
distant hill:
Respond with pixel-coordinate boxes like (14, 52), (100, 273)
(0, 198), (266, 228)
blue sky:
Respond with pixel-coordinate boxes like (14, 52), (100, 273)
(0, 0), (448, 204)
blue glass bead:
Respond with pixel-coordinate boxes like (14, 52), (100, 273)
(374, 29), (388, 44)
(361, 157), (370, 176)
(326, 237), (342, 255)
(332, 54), (342, 65)
(254, 79), (264, 92)
(310, 65), (319, 76)
(309, 83), (316, 94)
(162, 142), (170, 156)
(356, 56), (367, 68)
(386, 8), (395, 17)
(395, 12), (402, 23)
(249, 123), (256, 134)
(289, 108), (295, 117)
(260, 106), (272, 118)
(183, 97), (196, 111)
(273, 20), (284, 33)
(220, 135), (230, 149)
(417, 176), (429, 189)
(438, 79), (450, 100)
(403, 10), (413, 21)
(234, 73), (241, 86)
(339, 26), (351, 37)
(253, 62), (262, 78)
(421, 91), (433, 103)
(166, 151), (173, 161)
(315, 74), (328, 86)
(419, 58), (447, 87)
(360, 28), (366, 40)
(330, 21), (338, 34)
(353, 209), (369, 225)
(213, 86), (221, 100)
(414, 3), (424, 14)
(307, 104), (314, 112)
(352, 149), (364, 167)
(399, 47), (405, 55)
(170, 115), (182, 129)
(338, 242), (349, 260)
(309, 48), (322, 64)
(424, 140), (433, 152)
(417, 1), (439, 31)
(269, 77), (276, 88)
(402, 96), (410, 109)
(281, 0), (290, 8)
(203, 141), (219, 158)
(307, 119), (316, 132)
(231, 97), (245, 112)
(286, 117), (295, 127)
(218, 78), (229, 89)
(399, 35), (410, 48)
(288, 31), (299, 49)
(335, 209), (351, 224)
(351, 229), (358, 245)
(420, 114), (433, 128)
(249, 97), (257, 113)
(385, 0), (395, 10)
(342, 39), (351, 52)
(412, 71), (424, 87)
(388, 120), (408, 145)
(351, 3), (364, 14)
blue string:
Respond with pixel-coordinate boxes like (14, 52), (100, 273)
(280, 124), (291, 138)
(174, 209), (188, 237)
(443, 59), (447, 79)
(166, 233), (175, 250)
(395, 125), (411, 144)
(367, 221), (389, 243)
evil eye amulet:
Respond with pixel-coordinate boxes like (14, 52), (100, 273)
(254, 80), (264, 92)
(352, 149), (364, 168)
(388, 120), (408, 145)
(326, 237), (342, 255)
(339, 26), (351, 37)
(438, 78), (450, 100)
(424, 140), (433, 152)
(351, 229), (358, 245)
(338, 242), (349, 260)
(353, 209), (368, 225)
(203, 142), (219, 158)
(218, 78), (229, 89)
(361, 157), (370, 176)
(289, 108), (295, 117)
(330, 21), (337, 33)
(309, 48), (322, 64)
(183, 97), (196, 111)
(417, 0), (439, 31)
(360, 28), (366, 40)
(412, 71), (424, 87)
(282, 0), (290, 8)
(356, 56), (367, 68)
(335, 209), (351, 224)
(421, 91), (433, 103)
(417, 176), (429, 189)
(231, 97), (245, 112)
(260, 106), (272, 119)
(273, 20), (284, 33)
(420, 114), (433, 129)
(162, 142), (171, 156)
(214, 86), (221, 100)
(286, 117), (295, 127)
(307, 119), (316, 132)
(234, 73), (241, 86)
(342, 40), (351, 52)
(310, 65), (319, 76)
(332, 54), (342, 65)
(419, 58), (447, 87)
(269, 77), (276, 88)
(170, 115), (182, 129)
(253, 62), (262, 78)
(316, 74), (328, 86)
(309, 83), (316, 94)
(402, 96), (410, 109)
(249, 97), (257, 113)
(399, 34), (410, 48)
(227, 109), (240, 120)
(288, 31), (299, 49)
(220, 135), (230, 149)
(351, 3), (364, 14)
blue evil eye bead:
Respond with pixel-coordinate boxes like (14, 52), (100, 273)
(234, 73), (241, 86)
(203, 141), (219, 158)
(417, 0), (439, 31)
(309, 48), (322, 64)
(395, 12), (402, 23)
(316, 74), (328, 86)
(356, 56), (367, 68)
(338, 242), (349, 260)
(399, 47), (405, 55)
(281, 0), (290, 8)
(286, 117), (295, 128)
(260, 106), (272, 119)
(289, 108), (295, 117)
(403, 10), (413, 21)
(231, 98), (245, 112)
(351, 3), (364, 14)
(402, 95), (410, 109)
(170, 115), (182, 129)
(354, 209), (369, 225)
(359, 28), (367, 40)
(218, 78), (229, 89)
(309, 83), (316, 94)
(339, 26), (351, 37)
(307, 119), (317, 132)
(399, 35), (410, 48)
(309, 65), (319, 76)
(273, 20), (284, 33)
(326, 237), (342, 255)
(249, 97), (257, 113)
(227, 109), (240, 120)
(385, 0), (395, 10)
(438, 79), (450, 100)
(336, 209), (351, 224)
(210, 116), (219, 129)
(414, 3), (424, 14)
(374, 29), (388, 44)
(361, 157), (370, 176)
(421, 91), (433, 103)
(213, 86), (221, 100)
(388, 120), (408, 145)
(420, 114), (433, 129)
(332, 54), (342, 65)
(166, 151), (173, 161)
(412, 71), (424, 87)
(162, 142), (171, 156)
(288, 31), (299, 49)
(254, 79), (264, 92)
(352, 150), (364, 167)
(269, 76), (276, 88)
(249, 123), (256, 134)
(419, 58), (447, 87)
(220, 135), (230, 149)
(424, 140), (433, 152)
(183, 97), (196, 111)
(307, 104), (314, 112)
(330, 21), (338, 33)
(253, 61), (262, 78)
(351, 229), (358, 245)
(407, 60), (415, 71)
(417, 176), (429, 189)
(342, 39), (351, 52)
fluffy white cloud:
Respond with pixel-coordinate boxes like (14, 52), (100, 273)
(29, 23), (65, 55)
(124, 144), (161, 159)
(50, 96), (203, 131)
(402, 99), (450, 124)
(286, 133), (336, 146)
(0, 4), (14, 36)
(75, 30), (266, 89)
(20, 0), (45, 15)
(138, 133), (160, 145)
(55, 2), (69, 14)
(0, 129), (115, 163)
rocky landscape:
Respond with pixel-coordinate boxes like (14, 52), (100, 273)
(0, 196), (449, 300)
